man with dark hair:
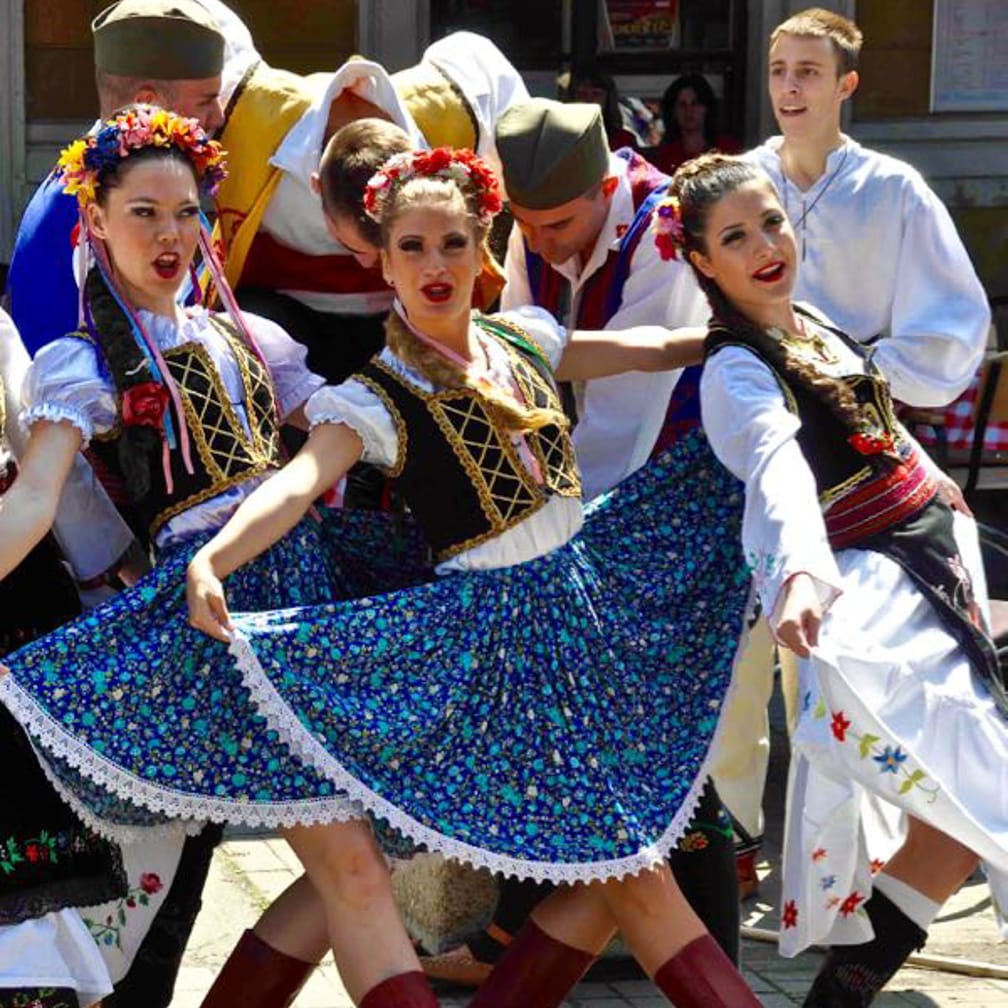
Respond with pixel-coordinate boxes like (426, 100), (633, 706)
(314, 118), (412, 269)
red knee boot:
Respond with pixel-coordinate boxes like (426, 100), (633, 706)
(359, 971), (440, 1007)
(199, 929), (314, 1008)
(468, 919), (595, 1008)
(653, 934), (761, 1007)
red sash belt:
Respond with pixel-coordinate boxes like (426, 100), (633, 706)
(824, 452), (937, 550)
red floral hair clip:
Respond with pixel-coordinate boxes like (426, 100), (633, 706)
(363, 147), (503, 225)
(651, 195), (685, 261)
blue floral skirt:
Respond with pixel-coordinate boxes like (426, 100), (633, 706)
(2, 432), (750, 880)
(0, 519), (360, 837)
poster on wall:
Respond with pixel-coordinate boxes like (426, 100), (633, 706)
(931, 0), (1008, 112)
(599, 0), (680, 51)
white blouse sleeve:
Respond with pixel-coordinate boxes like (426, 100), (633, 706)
(241, 312), (326, 419)
(700, 345), (844, 621)
(21, 337), (118, 445)
(304, 379), (400, 470)
(1, 318), (133, 579)
(494, 306), (569, 370)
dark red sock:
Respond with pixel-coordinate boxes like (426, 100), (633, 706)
(359, 970), (439, 1007)
(199, 929), (314, 1008)
(468, 919), (595, 1008)
(653, 933), (761, 1007)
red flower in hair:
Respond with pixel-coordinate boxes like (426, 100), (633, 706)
(425, 147), (453, 172)
(364, 147), (502, 223)
(651, 195), (684, 261)
(122, 381), (170, 430)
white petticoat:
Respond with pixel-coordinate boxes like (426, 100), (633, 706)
(780, 513), (1008, 955)
(0, 910), (112, 1008)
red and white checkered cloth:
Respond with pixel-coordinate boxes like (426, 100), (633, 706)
(910, 370), (1008, 455)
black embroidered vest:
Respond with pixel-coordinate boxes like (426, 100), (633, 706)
(705, 313), (1006, 710)
(355, 316), (581, 561)
(705, 311), (915, 513)
(81, 317), (281, 544)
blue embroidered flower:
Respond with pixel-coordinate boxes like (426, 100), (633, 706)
(820, 874), (837, 890)
(84, 125), (122, 170)
(873, 745), (908, 774)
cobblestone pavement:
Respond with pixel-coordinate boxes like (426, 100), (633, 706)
(170, 835), (1008, 1008)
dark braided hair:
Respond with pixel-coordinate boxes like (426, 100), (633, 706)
(670, 153), (864, 430)
(84, 267), (162, 500)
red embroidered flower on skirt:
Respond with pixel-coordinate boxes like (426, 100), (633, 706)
(830, 710), (851, 742)
(839, 891), (865, 917)
(139, 871), (163, 895)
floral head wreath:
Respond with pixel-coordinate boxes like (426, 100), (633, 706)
(363, 147), (503, 226)
(651, 195), (685, 261)
(55, 107), (273, 503)
(57, 105), (227, 207)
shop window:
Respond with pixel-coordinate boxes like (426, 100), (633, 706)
(430, 0), (563, 71)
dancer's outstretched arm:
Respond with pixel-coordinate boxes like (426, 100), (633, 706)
(556, 325), (704, 381)
(187, 422), (363, 640)
(0, 420), (81, 580)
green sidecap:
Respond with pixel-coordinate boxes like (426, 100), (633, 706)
(93, 0), (224, 80)
(495, 98), (609, 210)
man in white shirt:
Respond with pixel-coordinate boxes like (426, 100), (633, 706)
(722, 10), (991, 1006)
(497, 98), (709, 500)
(749, 10), (989, 407)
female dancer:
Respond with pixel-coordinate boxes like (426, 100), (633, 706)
(184, 146), (760, 1007)
(671, 153), (1008, 1006)
(0, 107), (453, 1008)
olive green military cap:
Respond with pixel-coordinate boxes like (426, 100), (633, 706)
(495, 98), (609, 209)
(93, 0), (224, 79)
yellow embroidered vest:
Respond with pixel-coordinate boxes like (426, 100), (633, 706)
(215, 59), (503, 305)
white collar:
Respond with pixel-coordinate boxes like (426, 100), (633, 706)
(760, 134), (858, 179)
(271, 59), (426, 183)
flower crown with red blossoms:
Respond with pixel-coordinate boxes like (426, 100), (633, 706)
(363, 147), (503, 225)
(57, 105), (227, 207)
(651, 194), (685, 261)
